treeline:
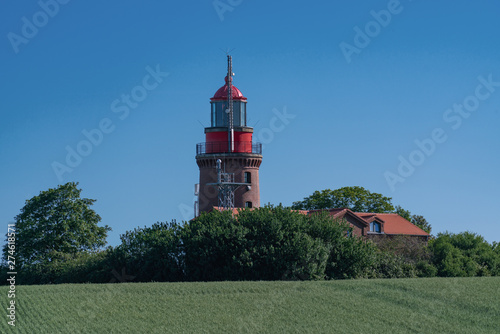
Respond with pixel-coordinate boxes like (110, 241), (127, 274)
(3, 206), (500, 284)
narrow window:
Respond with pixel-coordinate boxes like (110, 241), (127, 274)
(241, 103), (246, 126)
(244, 172), (251, 183)
(370, 222), (381, 233)
(211, 104), (216, 127)
(245, 201), (252, 208)
(233, 102), (241, 126)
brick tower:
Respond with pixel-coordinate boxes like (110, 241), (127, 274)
(195, 56), (262, 215)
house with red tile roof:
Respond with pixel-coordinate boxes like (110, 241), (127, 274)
(308, 208), (430, 240)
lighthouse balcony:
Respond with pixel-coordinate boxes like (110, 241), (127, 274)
(196, 141), (262, 155)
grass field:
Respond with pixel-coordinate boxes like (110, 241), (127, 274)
(1, 277), (499, 333)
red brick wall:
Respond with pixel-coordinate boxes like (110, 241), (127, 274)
(343, 215), (365, 237)
(197, 154), (262, 213)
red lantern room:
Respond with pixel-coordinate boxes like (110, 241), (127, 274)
(202, 76), (255, 154)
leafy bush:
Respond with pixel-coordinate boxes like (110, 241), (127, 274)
(114, 221), (184, 282)
(373, 235), (431, 264)
(367, 252), (417, 279)
(325, 233), (377, 279)
(181, 206), (375, 281)
(183, 207), (325, 280)
(16, 250), (111, 285)
(429, 232), (500, 277)
(415, 260), (437, 277)
(14, 207), (500, 284)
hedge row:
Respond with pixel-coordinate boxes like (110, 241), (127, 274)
(4, 207), (499, 284)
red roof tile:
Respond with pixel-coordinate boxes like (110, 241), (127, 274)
(308, 208), (371, 228)
(357, 213), (429, 236)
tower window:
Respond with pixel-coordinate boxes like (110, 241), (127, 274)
(245, 201), (252, 208)
(211, 104), (216, 127)
(244, 172), (251, 183)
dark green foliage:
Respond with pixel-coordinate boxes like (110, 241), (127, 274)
(8, 193), (498, 284)
(369, 235), (436, 278)
(16, 250), (112, 284)
(429, 232), (500, 277)
(3, 182), (110, 268)
(291, 186), (395, 212)
(374, 235), (431, 264)
(369, 252), (418, 278)
(181, 209), (248, 281)
(411, 215), (432, 234)
(326, 233), (377, 279)
(416, 260), (438, 277)
(394, 205), (411, 221)
(181, 206), (347, 281)
(15, 206), (377, 284)
(115, 221), (184, 282)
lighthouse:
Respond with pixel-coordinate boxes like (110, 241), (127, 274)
(195, 56), (263, 215)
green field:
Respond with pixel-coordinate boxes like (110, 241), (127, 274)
(1, 277), (499, 333)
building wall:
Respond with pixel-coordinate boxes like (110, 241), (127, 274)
(343, 215), (366, 237)
(196, 154), (262, 213)
(366, 234), (429, 243)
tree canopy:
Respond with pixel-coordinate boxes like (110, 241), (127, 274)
(3, 182), (110, 268)
(429, 232), (500, 277)
(411, 215), (432, 234)
(181, 205), (376, 280)
(6, 204), (498, 284)
(394, 205), (412, 221)
(291, 186), (395, 213)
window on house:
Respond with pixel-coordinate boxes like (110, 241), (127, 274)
(370, 222), (381, 233)
(244, 172), (251, 183)
(245, 201), (252, 208)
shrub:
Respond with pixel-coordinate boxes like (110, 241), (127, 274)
(368, 251), (418, 279)
(429, 232), (500, 277)
(16, 250), (111, 285)
(181, 206), (374, 281)
(415, 260), (437, 278)
(373, 235), (430, 264)
(115, 221), (184, 282)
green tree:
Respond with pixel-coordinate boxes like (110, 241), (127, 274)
(180, 205), (376, 281)
(429, 232), (500, 277)
(411, 215), (432, 234)
(395, 206), (431, 233)
(291, 186), (395, 213)
(394, 205), (411, 221)
(116, 221), (183, 282)
(3, 182), (110, 268)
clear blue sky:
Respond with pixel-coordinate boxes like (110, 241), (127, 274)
(1, 0), (499, 247)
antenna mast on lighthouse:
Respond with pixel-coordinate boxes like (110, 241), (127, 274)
(227, 55), (234, 153)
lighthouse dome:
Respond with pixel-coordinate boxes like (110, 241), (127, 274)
(211, 76), (247, 101)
